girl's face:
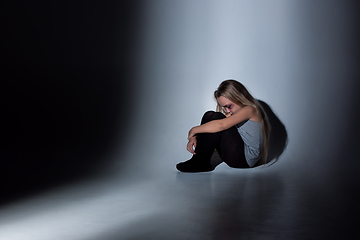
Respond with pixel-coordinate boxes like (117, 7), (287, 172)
(217, 96), (243, 115)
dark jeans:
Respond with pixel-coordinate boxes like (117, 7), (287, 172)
(196, 111), (249, 168)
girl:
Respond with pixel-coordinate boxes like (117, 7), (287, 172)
(176, 80), (270, 172)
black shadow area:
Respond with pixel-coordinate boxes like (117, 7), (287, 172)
(1, 0), (141, 202)
(258, 100), (288, 165)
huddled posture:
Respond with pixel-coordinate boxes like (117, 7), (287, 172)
(176, 80), (270, 172)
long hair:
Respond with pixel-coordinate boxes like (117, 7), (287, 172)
(214, 80), (271, 165)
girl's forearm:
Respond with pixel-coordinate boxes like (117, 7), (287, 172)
(197, 120), (223, 133)
(188, 120), (223, 139)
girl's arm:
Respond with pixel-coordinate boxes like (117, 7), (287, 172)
(188, 106), (258, 139)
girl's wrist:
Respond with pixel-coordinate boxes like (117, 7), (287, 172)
(192, 126), (199, 135)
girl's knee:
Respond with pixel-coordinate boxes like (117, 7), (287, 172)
(202, 110), (215, 120)
(201, 111), (225, 124)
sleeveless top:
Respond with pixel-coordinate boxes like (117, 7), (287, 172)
(237, 120), (263, 167)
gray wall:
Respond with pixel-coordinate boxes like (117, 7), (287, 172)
(117, 0), (360, 183)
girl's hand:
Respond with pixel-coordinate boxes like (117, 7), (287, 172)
(186, 136), (197, 154)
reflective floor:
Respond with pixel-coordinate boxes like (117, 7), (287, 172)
(0, 160), (358, 240)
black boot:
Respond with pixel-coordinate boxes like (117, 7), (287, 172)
(176, 156), (214, 173)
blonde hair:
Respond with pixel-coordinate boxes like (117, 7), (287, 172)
(214, 80), (271, 165)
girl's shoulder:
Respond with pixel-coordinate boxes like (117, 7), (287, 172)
(247, 106), (261, 122)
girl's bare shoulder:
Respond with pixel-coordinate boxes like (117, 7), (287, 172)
(247, 106), (261, 122)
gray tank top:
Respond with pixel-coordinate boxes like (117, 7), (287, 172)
(237, 120), (263, 167)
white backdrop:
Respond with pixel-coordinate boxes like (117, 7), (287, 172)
(116, 0), (359, 181)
